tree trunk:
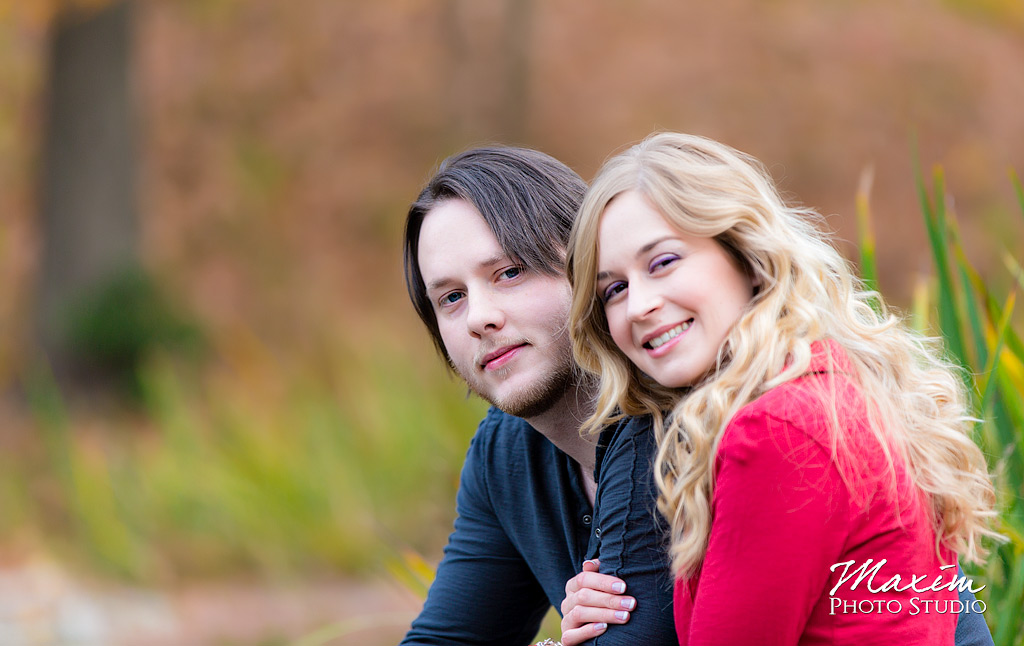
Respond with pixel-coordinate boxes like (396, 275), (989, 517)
(441, 0), (533, 143)
(500, 0), (532, 143)
(36, 0), (139, 371)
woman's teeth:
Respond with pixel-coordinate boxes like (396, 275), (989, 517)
(646, 320), (692, 349)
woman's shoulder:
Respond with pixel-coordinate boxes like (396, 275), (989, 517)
(594, 414), (657, 479)
(720, 388), (833, 469)
(732, 377), (856, 432)
(725, 343), (869, 450)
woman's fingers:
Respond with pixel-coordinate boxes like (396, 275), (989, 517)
(562, 585), (635, 612)
(561, 605), (632, 645)
(563, 604), (632, 628)
(560, 621), (608, 646)
(564, 570), (627, 596)
(559, 559), (634, 645)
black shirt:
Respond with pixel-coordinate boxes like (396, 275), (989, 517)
(400, 407), (676, 645)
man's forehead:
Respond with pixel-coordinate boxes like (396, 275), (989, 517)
(417, 199), (513, 288)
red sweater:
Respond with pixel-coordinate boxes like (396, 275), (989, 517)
(674, 342), (958, 645)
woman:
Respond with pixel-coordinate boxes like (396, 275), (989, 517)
(563, 132), (999, 644)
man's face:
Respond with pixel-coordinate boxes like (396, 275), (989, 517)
(418, 199), (574, 418)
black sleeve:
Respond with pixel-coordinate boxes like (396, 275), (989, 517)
(400, 423), (550, 646)
(586, 416), (677, 645)
(953, 565), (993, 646)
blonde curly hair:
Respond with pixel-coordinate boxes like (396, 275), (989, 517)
(567, 132), (1000, 578)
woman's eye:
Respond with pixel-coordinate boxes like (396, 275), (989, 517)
(499, 266), (522, 280)
(440, 291), (464, 307)
(649, 253), (679, 272)
(602, 281), (626, 303)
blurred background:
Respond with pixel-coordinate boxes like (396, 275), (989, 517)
(1, 0), (1023, 644)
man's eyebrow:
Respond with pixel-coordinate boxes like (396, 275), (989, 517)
(477, 253), (509, 270)
(596, 236), (677, 282)
(426, 277), (455, 293)
(425, 254), (510, 293)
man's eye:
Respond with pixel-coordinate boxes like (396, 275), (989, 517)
(602, 281), (626, 303)
(499, 267), (522, 280)
(650, 254), (679, 272)
(440, 291), (464, 307)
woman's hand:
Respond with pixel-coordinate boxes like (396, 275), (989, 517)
(560, 559), (637, 646)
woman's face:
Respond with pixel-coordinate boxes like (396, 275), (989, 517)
(595, 191), (755, 388)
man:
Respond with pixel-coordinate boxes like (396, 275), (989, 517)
(399, 146), (994, 646)
(400, 146), (676, 645)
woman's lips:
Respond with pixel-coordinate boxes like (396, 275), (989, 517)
(642, 320), (693, 357)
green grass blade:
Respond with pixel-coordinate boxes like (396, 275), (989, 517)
(914, 158), (967, 365)
(932, 167), (968, 366)
(1011, 168), (1024, 223)
(991, 364), (1024, 491)
(1006, 253), (1024, 293)
(948, 216), (985, 370)
(993, 549), (1024, 646)
(910, 279), (932, 334)
(979, 292), (1016, 418)
(974, 273), (1024, 367)
(856, 166), (879, 294)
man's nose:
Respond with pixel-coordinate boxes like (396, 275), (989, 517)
(466, 291), (506, 336)
(626, 278), (663, 322)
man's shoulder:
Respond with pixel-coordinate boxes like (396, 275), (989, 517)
(465, 407), (553, 469)
(459, 407), (572, 521)
(472, 406), (538, 445)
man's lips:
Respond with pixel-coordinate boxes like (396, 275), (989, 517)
(479, 343), (528, 370)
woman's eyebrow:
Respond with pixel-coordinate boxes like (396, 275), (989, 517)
(596, 236), (678, 281)
(638, 236), (676, 257)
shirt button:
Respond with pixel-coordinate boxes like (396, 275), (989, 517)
(582, 514), (592, 526)
(594, 528), (602, 538)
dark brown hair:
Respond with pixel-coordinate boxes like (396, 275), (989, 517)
(404, 146), (585, 360)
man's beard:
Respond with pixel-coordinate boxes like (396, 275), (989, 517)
(456, 340), (575, 420)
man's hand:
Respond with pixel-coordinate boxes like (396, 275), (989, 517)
(560, 559), (637, 646)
